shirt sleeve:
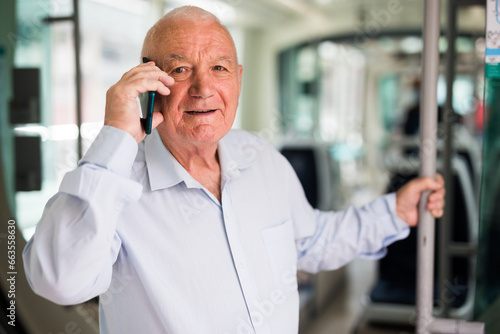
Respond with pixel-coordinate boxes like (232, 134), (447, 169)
(22, 126), (143, 305)
(281, 157), (410, 274)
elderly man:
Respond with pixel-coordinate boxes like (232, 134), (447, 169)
(23, 6), (445, 334)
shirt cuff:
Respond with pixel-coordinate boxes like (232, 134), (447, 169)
(79, 126), (138, 178)
(359, 192), (410, 259)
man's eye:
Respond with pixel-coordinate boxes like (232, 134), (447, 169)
(173, 67), (185, 74)
(214, 65), (225, 71)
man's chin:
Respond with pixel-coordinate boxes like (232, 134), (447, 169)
(188, 125), (230, 145)
(157, 124), (231, 148)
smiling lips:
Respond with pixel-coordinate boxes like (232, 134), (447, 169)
(185, 109), (217, 115)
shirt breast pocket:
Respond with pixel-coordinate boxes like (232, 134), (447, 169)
(260, 220), (298, 293)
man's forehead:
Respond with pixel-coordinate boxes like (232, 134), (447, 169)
(151, 19), (238, 65)
(164, 19), (232, 44)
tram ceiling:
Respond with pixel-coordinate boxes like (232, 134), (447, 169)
(232, 0), (484, 32)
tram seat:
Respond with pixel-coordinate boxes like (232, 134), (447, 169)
(279, 140), (335, 211)
(388, 127), (481, 198)
(362, 155), (479, 325)
(453, 126), (482, 194)
(279, 141), (346, 318)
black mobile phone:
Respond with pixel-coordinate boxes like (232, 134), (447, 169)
(140, 57), (155, 135)
(140, 90), (155, 135)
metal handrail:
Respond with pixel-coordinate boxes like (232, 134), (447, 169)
(416, 0), (484, 333)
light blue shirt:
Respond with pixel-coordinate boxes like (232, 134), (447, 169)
(23, 126), (409, 334)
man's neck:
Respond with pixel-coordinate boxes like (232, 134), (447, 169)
(163, 138), (219, 169)
(160, 136), (222, 201)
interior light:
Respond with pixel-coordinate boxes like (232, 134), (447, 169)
(314, 0), (334, 5)
(400, 36), (422, 54)
(318, 41), (339, 60)
(14, 126), (49, 141)
(47, 124), (79, 141)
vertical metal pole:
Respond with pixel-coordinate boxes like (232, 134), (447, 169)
(44, 1), (83, 158)
(439, 0), (457, 318)
(417, 0), (441, 333)
(73, 0), (83, 159)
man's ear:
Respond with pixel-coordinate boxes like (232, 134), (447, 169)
(238, 65), (243, 86)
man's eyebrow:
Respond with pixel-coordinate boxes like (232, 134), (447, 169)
(163, 54), (236, 65)
(215, 56), (234, 63)
(165, 54), (185, 63)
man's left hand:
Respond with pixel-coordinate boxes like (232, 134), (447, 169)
(396, 174), (445, 227)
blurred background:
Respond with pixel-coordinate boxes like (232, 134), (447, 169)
(1, 0), (499, 333)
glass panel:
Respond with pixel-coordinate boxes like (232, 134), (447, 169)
(474, 76), (500, 317)
(279, 41), (366, 143)
(14, 0), (158, 240)
(14, 1), (78, 240)
(378, 73), (400, 132)
(14, 0), (246, 241)
(278, 35), (484, 171)
(474, 1), (500, 324)
(79, 0), (156, 152)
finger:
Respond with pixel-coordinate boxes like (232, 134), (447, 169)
(435, 173), (444, 185)
(158, 73), (175, 87)
(427, 198), (444, 210)
(410, 176), (442, 193)
(428, 188), (445, 202)
(140, 65), (175, 89)
(151, 111), (164, 129)
(153, 82), (171, 97)
(140, 60), (156, 67)
(121, 75), (171, 98)
(139, 62), (175, 87)
(140, 71), (173, 96)
(431, 208), (443, 218)
(124, 64), (174, 95)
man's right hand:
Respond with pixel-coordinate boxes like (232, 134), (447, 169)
(104, 61), (174, 143)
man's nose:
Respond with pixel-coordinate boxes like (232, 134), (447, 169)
(188, 71), (215, 98)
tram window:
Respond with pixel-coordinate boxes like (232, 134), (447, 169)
(474, 73), (500, 318)
(13, 0), (160, 240)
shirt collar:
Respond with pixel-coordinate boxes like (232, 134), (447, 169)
(144, 130), (255, 191)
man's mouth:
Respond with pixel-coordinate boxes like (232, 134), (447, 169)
(185, 109), (217, 115)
